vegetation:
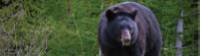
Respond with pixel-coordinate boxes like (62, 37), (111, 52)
(0, 0), (198, 56)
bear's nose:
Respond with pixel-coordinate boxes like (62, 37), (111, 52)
(124, 38), (131, 43)
(121, 37), (131, 46)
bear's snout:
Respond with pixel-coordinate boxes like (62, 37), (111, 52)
(121, 29), (131, 46)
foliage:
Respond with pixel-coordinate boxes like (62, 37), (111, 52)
(0, 0), (197, 56)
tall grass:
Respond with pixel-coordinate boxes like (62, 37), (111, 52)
(0, 0), (197, 56)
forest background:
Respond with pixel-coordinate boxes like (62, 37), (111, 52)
(0, 0), (198, 56)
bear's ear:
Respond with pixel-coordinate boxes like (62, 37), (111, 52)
(105, 9), (116, 22)
(130, 10), (137, 20)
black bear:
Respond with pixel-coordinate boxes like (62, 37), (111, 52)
(98, 2), (162, 56)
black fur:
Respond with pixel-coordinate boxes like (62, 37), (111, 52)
(98, 2), (162, 56)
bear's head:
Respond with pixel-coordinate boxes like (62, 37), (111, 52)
(105, 6), (139, 46)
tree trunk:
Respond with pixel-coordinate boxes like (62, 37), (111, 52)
(67, 0), (71, 16)
(176, 9), (184, 56)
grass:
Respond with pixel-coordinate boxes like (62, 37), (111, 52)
(0, 0), (197, 56)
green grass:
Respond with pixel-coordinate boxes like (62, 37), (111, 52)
(0, 0), (197, 56)
(47, 16), (99, 56)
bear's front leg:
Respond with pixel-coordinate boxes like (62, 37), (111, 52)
(131, 38), (146, 56)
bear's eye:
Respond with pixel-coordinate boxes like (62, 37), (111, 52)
(127, 26), (134, 34)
